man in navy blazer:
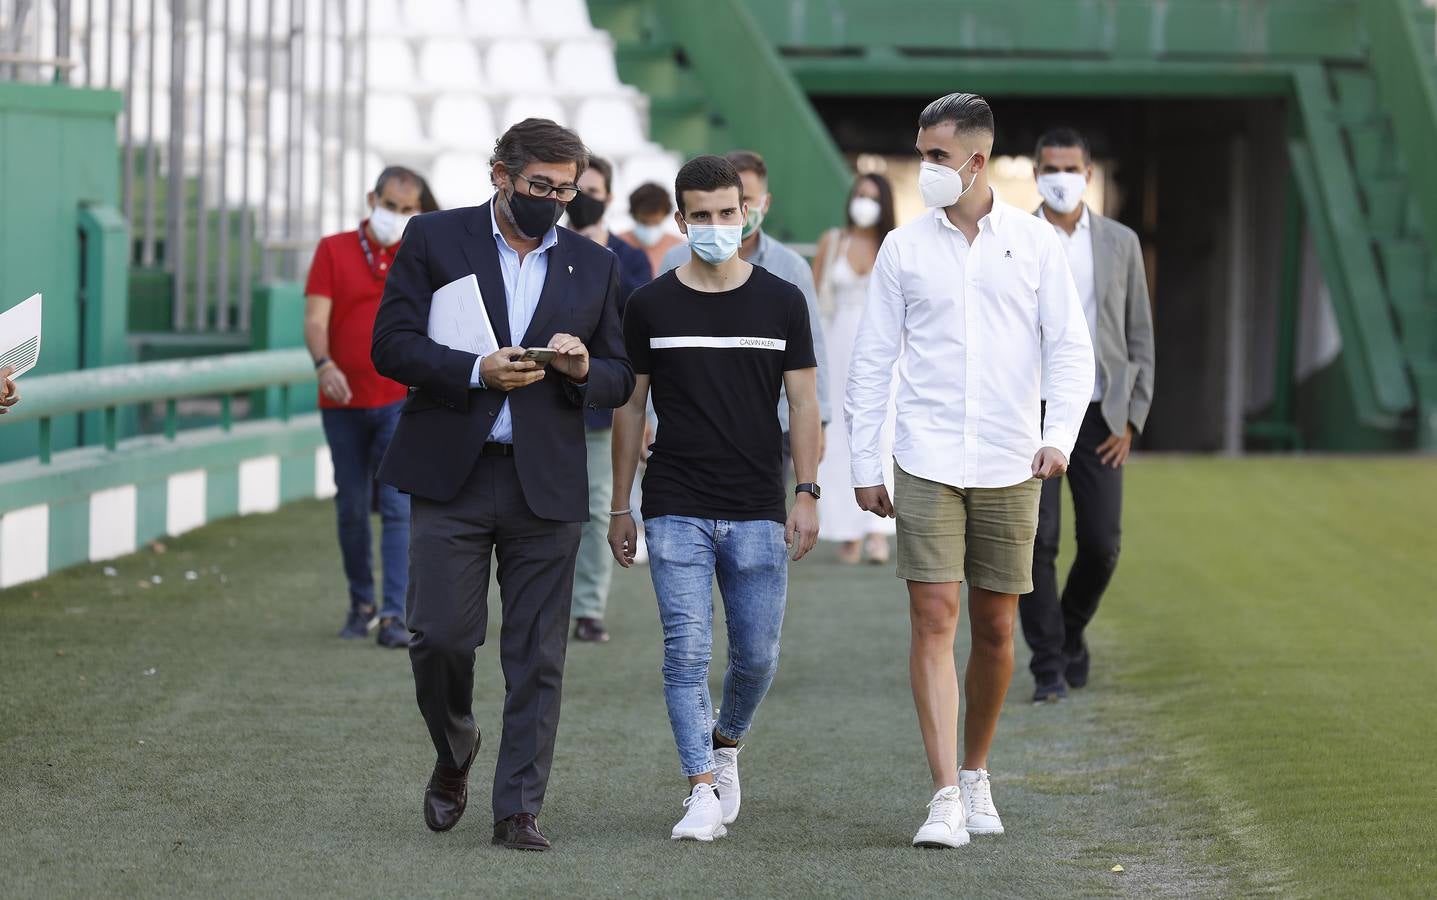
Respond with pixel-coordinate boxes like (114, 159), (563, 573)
(371, 118), (634, 851)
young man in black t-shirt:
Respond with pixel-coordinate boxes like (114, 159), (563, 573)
(609, 156), (822, 842)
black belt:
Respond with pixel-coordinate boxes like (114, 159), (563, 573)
(481, 442), (514, 457)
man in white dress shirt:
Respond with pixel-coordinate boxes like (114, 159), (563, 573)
(844, 93), (1094, 849)
(1020, 127), (1156, 705)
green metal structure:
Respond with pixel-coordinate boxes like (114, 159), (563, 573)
(591, 0), (1437, 450)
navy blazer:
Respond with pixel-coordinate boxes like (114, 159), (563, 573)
(371, 202), (635, 521)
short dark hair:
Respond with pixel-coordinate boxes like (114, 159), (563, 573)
(1034, 127), (1091, 165)
(374, 165), (440, 213)
(918, 92), (994, 135)
(674, 155), (744, 216)
(490, 117), (589, 182)
(723, 149), (767, 181)
(587, 156), (614, 195)
(628, 182), (673, 217)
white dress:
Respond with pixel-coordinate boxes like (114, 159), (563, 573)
(818, 233), (897, 542)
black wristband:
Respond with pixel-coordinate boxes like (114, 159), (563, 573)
(313, 356), (331, 370)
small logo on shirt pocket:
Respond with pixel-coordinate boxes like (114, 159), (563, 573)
(1004, 250), (1013, 258)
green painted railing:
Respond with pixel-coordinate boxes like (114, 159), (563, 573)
(1361, 0), (1437, 249)
(2, 349), (316, 463)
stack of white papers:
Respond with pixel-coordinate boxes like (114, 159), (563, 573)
(428, 275), (499, 357)
(0, 293), (41, 377)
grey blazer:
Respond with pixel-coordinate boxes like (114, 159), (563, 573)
(1037, 207), (1156, 436)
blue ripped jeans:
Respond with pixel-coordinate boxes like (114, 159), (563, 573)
(645, 515), (788, 777)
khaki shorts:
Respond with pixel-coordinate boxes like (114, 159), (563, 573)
(893, 464), (1042, 593)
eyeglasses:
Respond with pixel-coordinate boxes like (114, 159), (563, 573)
(516, 174), (579, 203)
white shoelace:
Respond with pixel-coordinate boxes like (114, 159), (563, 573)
(713, 745), (742, 792)
(683, 785), (716, 810)
(925, 787), (962, 826)
(963, 771), (998, 818)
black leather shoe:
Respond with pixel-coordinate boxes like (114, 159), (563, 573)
(376, 617), (410, 649)
(492, 813), (551, 851)
(573, 617), (610, 643)
(1032, 678), (1067, 704)
(1065, 647), (1090, 689)
(423, 731), (480, 832)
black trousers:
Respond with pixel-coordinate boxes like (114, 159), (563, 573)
(1019, 403), (1124, 682)
(406, 455), (582, 822)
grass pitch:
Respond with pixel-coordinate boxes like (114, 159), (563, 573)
(1, 457), (1433, 897)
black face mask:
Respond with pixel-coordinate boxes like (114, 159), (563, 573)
(566, 191), (606, 231)
(505, 187), (564, 239)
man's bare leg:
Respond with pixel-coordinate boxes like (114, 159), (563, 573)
(908, 580), (962, 790)
(963, 586), (1018, 770)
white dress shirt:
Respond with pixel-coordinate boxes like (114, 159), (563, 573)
(845, 190), (1095, 491)
(468, 202), (559, 444)
(1043, 204), (1103, 402)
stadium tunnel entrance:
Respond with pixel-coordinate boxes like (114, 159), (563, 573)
(812, 95), (1329, 454)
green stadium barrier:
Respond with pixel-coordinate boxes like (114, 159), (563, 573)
(0, 350), (330, 588)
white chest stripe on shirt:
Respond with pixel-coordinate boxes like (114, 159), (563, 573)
(650, 336), (787, 351)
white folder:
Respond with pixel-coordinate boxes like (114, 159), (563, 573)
(427, 274), (499, 358)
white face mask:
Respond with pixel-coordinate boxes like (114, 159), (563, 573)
(632, 222), (666, 247)
(918, 153), (978, 209)
(368, 204), (412, 247)
(1037, 172), (1087, 215)
(849, 196), (882, 228)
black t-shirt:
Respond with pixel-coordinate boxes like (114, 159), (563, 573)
(624, 265), (818, 523)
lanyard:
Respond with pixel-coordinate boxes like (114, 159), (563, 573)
(356, 222), (386, 280)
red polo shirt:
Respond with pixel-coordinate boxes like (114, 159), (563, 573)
(304, 223), (408, 409)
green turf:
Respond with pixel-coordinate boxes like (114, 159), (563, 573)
(1, 458), (1433, 897)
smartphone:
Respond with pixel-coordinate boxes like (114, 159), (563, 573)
(520, 348), (558, 365)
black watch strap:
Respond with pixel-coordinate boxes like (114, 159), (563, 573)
(795, 482), (821, 499)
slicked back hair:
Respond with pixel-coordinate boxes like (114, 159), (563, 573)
(918, 92), (994, 136)
(674, 155), (744, 216)
(1035, 127), (1091, 165)
(490, 117), (589, 182)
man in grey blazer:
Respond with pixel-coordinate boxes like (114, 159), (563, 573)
(1020, 127), (1156, 703)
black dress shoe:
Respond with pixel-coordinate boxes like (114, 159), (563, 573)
(573, 617), (610, 643)
(492, 813), (551, 851)
(1065, 647), (1090, 689)
(423, 731), (480, 832)
(1033, 678), (1067, 704)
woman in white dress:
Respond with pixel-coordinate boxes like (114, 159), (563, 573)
(813, 173), (898, 565)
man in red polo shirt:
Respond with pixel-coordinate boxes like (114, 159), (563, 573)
(304, 165), (439, 647)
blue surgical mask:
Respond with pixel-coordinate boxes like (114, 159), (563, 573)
(685, 223), (743, 265)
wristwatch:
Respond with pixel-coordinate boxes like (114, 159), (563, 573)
(795, 482), (821, 500)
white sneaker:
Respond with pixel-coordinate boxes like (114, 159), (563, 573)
(712, 745), (742, 824)
(960, 768), (1004, 835)
(670, 782), (727, 841)
(912, 786), (970, 848)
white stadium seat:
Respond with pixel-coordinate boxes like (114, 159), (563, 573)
(404, 0), (466, 37)
(417, 38), (484, 88)
(574, 97), (645, 155)
(430, 95), (497, 150)
(484, 39), (550, 93)
(526, 0), (596, 37)
(431, 152), (494, 208)
(499, 95), (567, 130)
(365, 93), (427, 152)
(367, 37), (416, 85)
(550, 38), (620, 94)
(620, 152), (681, 197)
(466, 0), (527, 37)
(368, 0), (404, 34)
